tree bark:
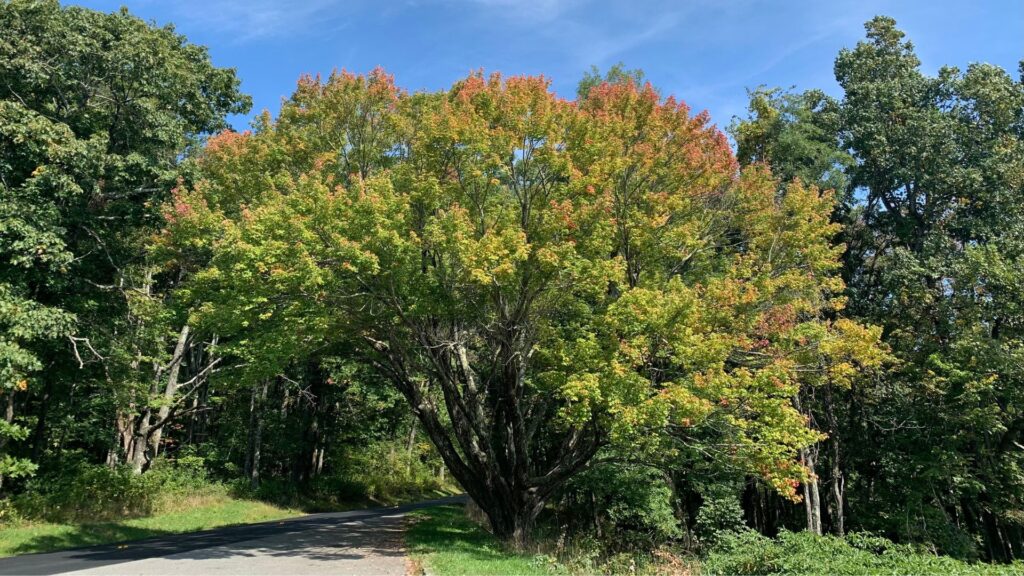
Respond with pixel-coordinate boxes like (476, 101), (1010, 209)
(245, 380), (269, 489)
(368, 322), (602, 547)
(149, 325), (190, 458)
(824, 385), (845, 536)
(801, 445), (823, 536)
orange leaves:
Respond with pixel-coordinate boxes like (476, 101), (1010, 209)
(204, 129), (251, 156)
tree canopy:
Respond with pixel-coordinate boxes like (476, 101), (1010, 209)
(159, 69), (881, 542)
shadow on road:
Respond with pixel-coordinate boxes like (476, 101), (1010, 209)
(0, 495), (466, 576)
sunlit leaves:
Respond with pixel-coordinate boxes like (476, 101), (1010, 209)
(165, 69), (881, 500)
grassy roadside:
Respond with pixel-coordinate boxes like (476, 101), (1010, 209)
(0, 484), (463, 558)
(0, 492), (302, 557)
(406, 504), (555, 576)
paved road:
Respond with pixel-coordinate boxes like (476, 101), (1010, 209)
(0, 496), (465, 576)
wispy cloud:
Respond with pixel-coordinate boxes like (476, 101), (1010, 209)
(456, 0), (585, 22)
(165, 0), (354, 42)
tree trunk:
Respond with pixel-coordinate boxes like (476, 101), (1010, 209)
(824, 385), (845, 536)
(245, 380), (269, 489)
(801, 445), (823, 536)
(130, 418), (151, 474)
(380, 348), (598, 547)
(149, 325), (190, 458)
(794, 393), (822, 535)
(30, 379), (52, 461)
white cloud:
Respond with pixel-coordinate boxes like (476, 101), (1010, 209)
(167, 0), (354, 41)
(457, 0), (585, 22)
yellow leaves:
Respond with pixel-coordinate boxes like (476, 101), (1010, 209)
(464, 228), (529, 286)
(15, 379), (28, 391)
(167, 68), (894, 503)
(819, 318), (890, 388)
(559, 372), (604, 426)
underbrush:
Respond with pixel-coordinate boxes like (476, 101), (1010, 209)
(4, 456), (215, 524)
(233, 440), (457, 511)
(411, 502), (1024, 576)
(702, 529), (1024, 575)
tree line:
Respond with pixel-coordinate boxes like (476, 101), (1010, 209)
(1, 0), (1023, 562)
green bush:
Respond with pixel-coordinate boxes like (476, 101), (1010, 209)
(230, 439), (452, 512)
(703, 529), (1024, 575)
(341, 440), (449, 502)
(560, 463), (682, 551)
(694, 487), (746, 547)
(10, 458), (214, 523)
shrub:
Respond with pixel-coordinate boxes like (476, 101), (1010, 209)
(560, 464), (682, 551)
(10, 458), (217, 523)
(340, 440), (449, 502)
(694, 487), (747, 547)
(703, 529), (1024, 575)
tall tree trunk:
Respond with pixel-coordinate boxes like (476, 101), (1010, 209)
(369, 330), (601, 548)
(245, 380), (269, 489)
(149, 325), (190, 458)
(824, 385), (845, 536)
(801, 445), (823, 536)
(30, 379), (52, 461)
(130, 416), (152, 474)
(130, 372), (163, 474)
(794, 393), (822, 535)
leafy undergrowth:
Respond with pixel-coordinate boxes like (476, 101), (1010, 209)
(409, 504), (1024, 576)
(703, 529), (1024, 575)
(234, 441), (461, 513)
(0, 491), (301, 557)
(0, 446), (459, 558)
(407, 505), (559, 576)
(237, 476), (460, 513)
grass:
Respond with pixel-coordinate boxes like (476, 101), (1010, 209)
(406, 504), (557, 576)
(0, 492), (302, 557)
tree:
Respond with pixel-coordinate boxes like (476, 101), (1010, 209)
(577, 62), (646, 100)
(835, 17), (1024, 558)
(730, 87), (852, 196)
(0, 0), (249, 475)
(163, 69), (877, 545)
(732, 15), (1024, 558)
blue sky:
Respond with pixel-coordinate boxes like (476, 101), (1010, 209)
(71, 0), (1023, 133)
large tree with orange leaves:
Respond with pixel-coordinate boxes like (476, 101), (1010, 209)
(161, 68), (881, 544)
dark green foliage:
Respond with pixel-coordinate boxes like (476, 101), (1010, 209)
(12, 459), (208, 523)
(732, 15), (1024, 561)
(559, 464), (681, 550)
(0, 0), (249, 483)
(730, 87), (852, 196)
(694, 488), (747, 547)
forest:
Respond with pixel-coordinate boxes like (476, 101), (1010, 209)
(1, 1), (1023, 573)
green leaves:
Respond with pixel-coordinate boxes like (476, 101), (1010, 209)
(166, 68), (873, 503)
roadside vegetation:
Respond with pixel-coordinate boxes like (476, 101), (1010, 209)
(3, 1), (1024, 573)
(0, 444), (454, 556)
(0, 492), (298, 557)
(410, 504), (1024, 576)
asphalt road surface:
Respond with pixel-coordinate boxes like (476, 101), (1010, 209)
(0, 495), (465, 576)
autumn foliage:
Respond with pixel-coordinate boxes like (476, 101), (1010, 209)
(161, 68), (883, 542)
